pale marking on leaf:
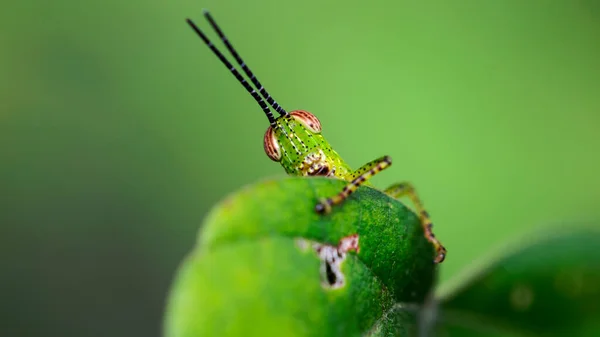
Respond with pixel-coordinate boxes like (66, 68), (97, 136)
(363, 302), (422, 337)
(510, 284), (534, 312)
(294, 238), (310, 251)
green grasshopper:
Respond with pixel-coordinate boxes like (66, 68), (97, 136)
(186, 10), (446, 264)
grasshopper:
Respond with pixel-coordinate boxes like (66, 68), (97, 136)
(186, 10), (446, 263)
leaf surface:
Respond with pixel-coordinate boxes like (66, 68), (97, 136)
(164, 177), (439, 337)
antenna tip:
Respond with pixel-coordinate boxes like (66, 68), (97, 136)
(202, 8), (210, 15)
(185, 18), (196, 27)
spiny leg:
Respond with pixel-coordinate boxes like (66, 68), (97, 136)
(315, 155), (392, 214)
(385, 182), (446, 264)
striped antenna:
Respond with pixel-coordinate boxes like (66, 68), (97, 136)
(186, 17), (277, 126)
(202, 10), (288, 116)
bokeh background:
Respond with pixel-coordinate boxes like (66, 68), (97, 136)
(2, 1), (599, 336)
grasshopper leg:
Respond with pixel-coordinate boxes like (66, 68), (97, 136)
(315, 155), (392, 214)
(384, 183), (446, 264)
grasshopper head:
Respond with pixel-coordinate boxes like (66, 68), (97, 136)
(264, 110), (339, 176)
(263, 110), (322, 161)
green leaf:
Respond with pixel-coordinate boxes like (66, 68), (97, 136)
(435, 227), (600, 337)
(163, 177), (438, 337)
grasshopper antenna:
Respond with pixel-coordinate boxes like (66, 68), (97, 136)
(186, 17), (278, 126)
(202, 10), (288, 117)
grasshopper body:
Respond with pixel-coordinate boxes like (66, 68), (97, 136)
(186, 10), (446, 263)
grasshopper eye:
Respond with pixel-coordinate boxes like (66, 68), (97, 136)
(290, 110), (322, 134)
(263, 126), (282, 161)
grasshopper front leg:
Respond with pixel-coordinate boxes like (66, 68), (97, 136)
(385, 183), (447, 263)
(315, 155), (392, 214)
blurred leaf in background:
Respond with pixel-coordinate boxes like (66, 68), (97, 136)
(1, 0), (599, 337)
(435, 227), (600, 337)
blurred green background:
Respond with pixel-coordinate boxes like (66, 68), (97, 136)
(1, 0), (599, 336)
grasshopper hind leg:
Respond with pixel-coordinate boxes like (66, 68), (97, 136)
(313, 157), (446, 264)
(384, 182), (446, 264)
